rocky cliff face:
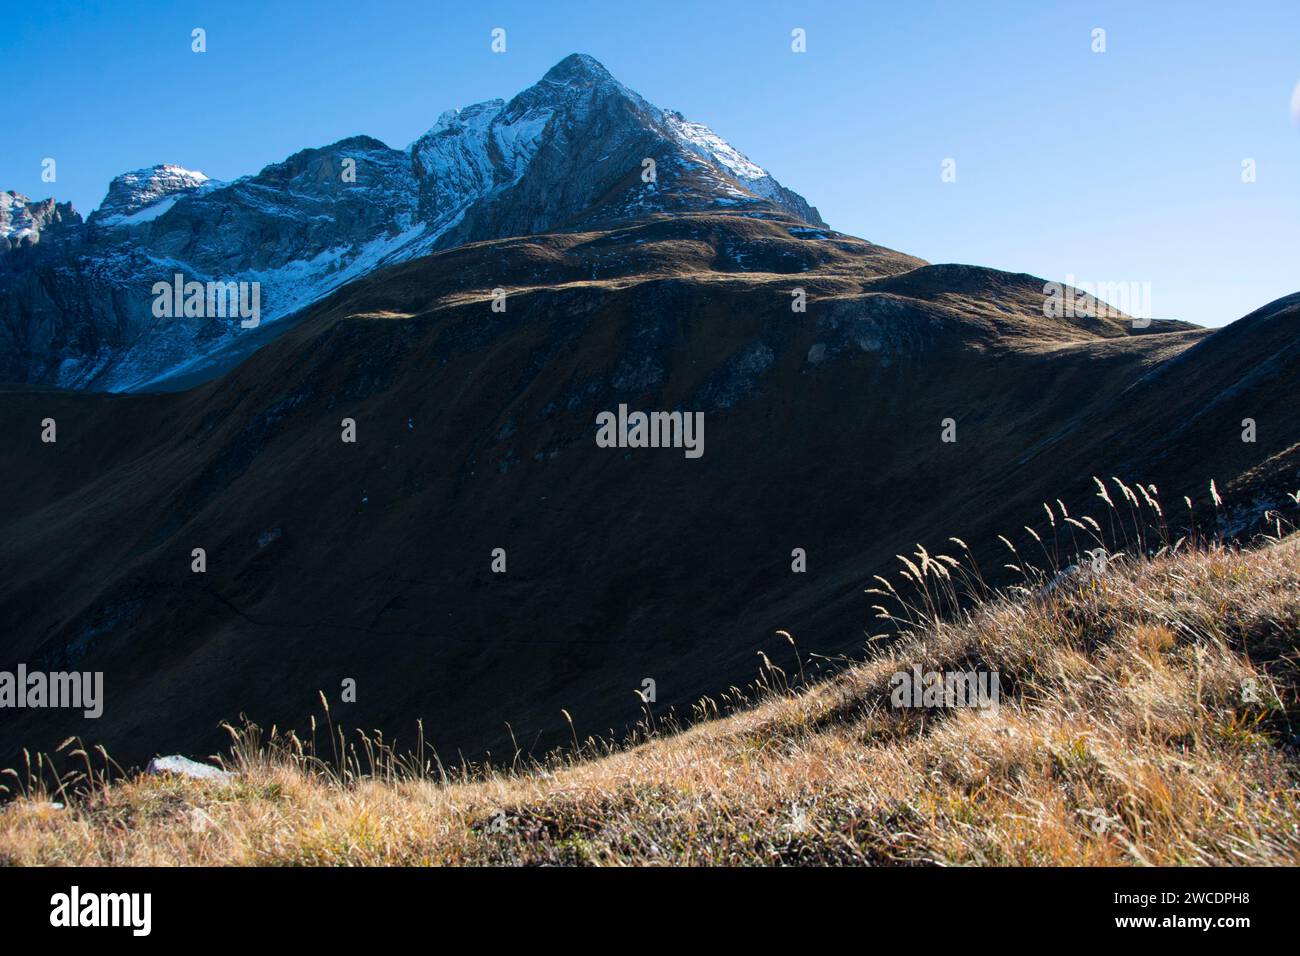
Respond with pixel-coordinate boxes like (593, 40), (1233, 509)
(0, 54), (824, 392)
(89, 165), (217, 227)
(0, 192), (81, 252)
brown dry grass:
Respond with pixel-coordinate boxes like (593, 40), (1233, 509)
(3, 519), (1298, 866)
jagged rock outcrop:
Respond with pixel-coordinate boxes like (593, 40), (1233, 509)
(0, 192), (81, 252)
(89, 165), (216, 227)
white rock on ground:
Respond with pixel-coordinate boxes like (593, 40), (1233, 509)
(145, 755), (234, 781)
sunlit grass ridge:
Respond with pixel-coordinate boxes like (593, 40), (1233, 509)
(2, 481), (1298, 866)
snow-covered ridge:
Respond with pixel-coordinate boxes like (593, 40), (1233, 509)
(92, 164), (217, 226)
(410, 98), (506, 217)
(664, 111), (768, 182)
(409, 97), (554, 218)
(662, 110), (801, 209)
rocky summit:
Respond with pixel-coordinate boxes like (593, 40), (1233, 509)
(0, 54), (822, 392)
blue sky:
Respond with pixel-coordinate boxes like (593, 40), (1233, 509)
(3, 0), (1296, 327)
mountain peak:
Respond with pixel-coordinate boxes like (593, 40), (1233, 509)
(2, 52), (826, 389)
(540, 53), (614, 86)
(92, 164), (213, 225)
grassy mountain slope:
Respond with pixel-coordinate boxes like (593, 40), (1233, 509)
(4, 520), (1297, 865)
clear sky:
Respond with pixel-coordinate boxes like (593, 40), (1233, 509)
(3, 0), (1296, 327)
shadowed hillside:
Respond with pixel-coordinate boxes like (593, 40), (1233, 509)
(1, 211), (1297, 773)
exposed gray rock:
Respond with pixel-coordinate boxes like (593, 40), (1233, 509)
(90, 164), (216, 226)
(0, 191), (80, 251)
(145, 755), (234, 781)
